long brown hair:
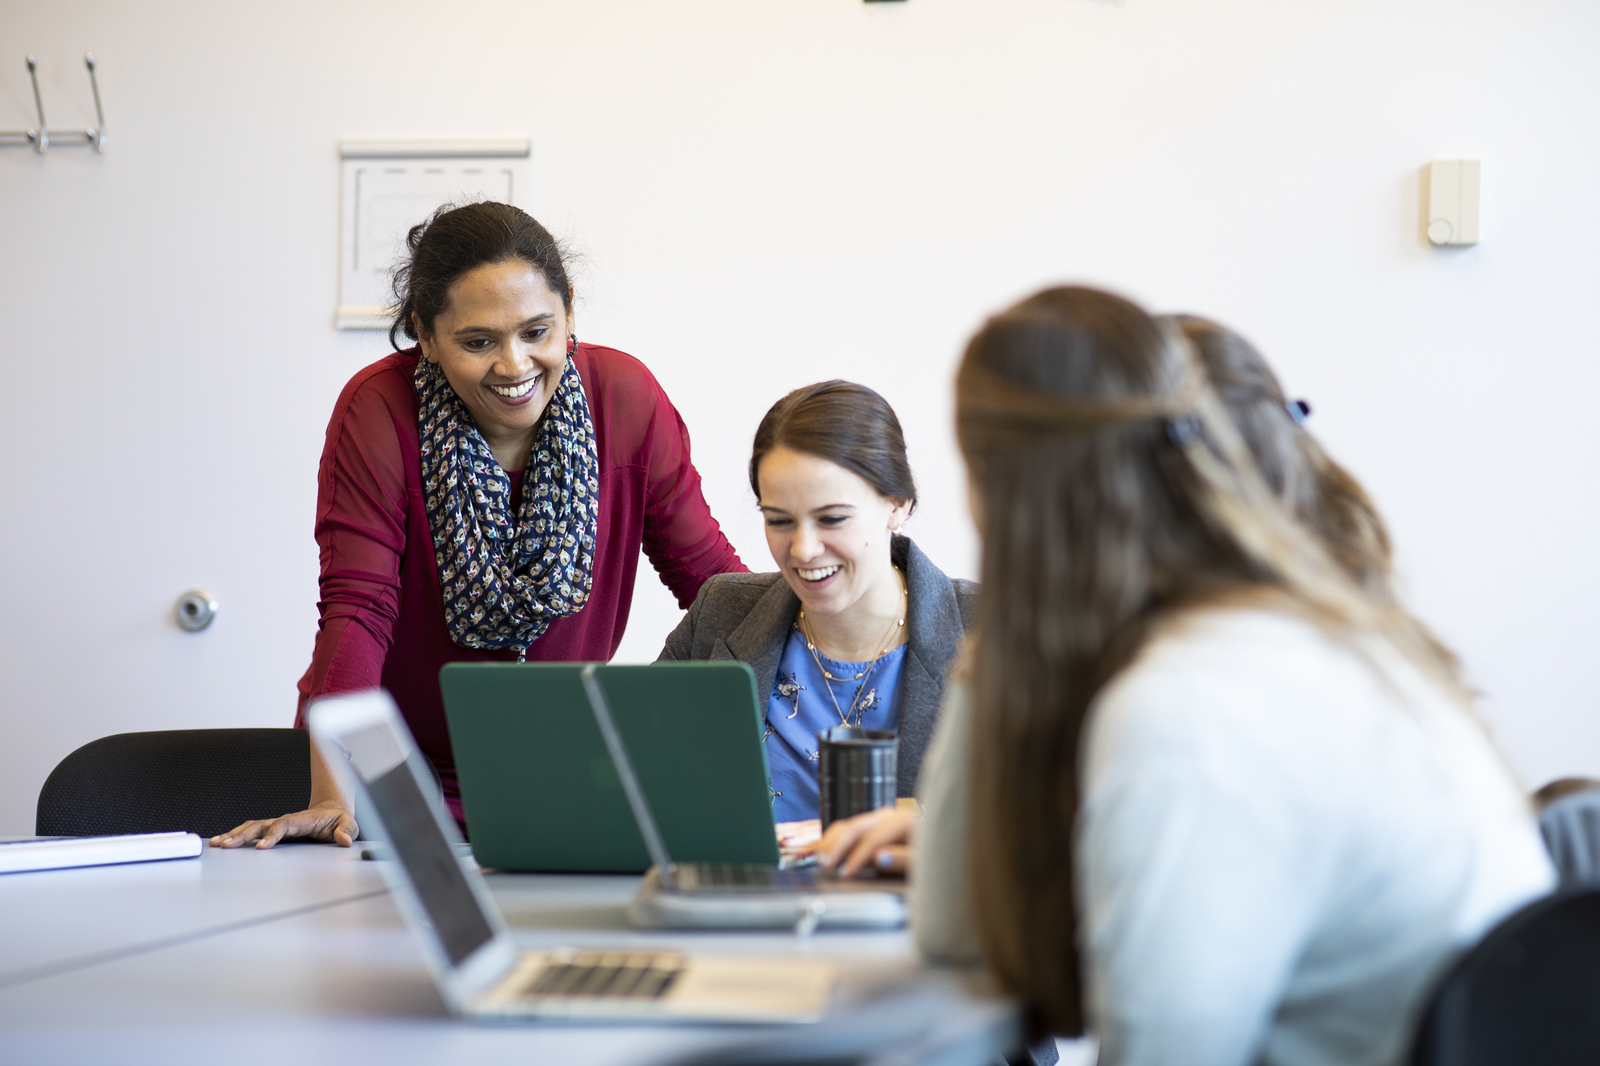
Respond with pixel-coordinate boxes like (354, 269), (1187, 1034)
(956, 287), (1464, 1035)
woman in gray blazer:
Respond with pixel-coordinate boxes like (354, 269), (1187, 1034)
(659, 381), (976, 822)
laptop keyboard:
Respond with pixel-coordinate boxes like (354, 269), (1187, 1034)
(673, 862), (818, 891)
(523, 951), (685, 1001)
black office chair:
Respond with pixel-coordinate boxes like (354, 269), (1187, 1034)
(35, 728), (312, 838)
(1409, 886), (1600, 1066)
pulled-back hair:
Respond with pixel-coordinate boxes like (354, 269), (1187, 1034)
(749, 381), (917, 508)
(956, 287), (1465, 1036)
(1171, 315), (1394, 599)
(388, 201), (572, 351)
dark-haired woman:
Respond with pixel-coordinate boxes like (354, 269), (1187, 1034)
(913, 288), (1552, 1064)
(212, 202), (744, 848)
(659, 381), (975, 825)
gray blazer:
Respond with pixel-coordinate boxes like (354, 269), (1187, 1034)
(657, 535), (977, 797)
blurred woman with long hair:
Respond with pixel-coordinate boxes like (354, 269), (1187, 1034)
(914, 287), (1552, 1065)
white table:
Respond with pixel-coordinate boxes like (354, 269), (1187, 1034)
(0, 844), (1034, 1066)
(0, 841), (386, 988)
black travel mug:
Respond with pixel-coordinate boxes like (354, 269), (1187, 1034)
(817, 726), (898, 830)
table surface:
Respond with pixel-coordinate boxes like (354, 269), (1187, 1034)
(0, 843), (1032, 1066)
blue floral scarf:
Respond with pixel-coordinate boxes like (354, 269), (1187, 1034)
(415, 355), (600, 658)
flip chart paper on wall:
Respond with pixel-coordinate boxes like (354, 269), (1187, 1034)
(336, 139), (531, 330)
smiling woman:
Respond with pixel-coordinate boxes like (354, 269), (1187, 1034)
(658, 381), (977, 824)
(416, 259), (571, 471)
(210, 202), (747, 849)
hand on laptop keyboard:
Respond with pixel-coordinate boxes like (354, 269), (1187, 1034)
(776, 819), (822, 853)
(798, 806), (917, 879)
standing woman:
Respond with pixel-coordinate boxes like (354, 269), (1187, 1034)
(660, 381), (976, 822)
(918, 287), (1552, 1063)
(213, 202), (745, 848)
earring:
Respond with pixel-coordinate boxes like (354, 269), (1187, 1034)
(567, 334), (578, 358)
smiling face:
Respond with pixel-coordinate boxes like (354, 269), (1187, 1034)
(757, 446), (912, 625)
(416, 259), (574, 471)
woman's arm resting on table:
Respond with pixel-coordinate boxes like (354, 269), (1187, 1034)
(294, 382), (410, 720)
(225, 378), (404, 851)
(210, 742), (359, 849)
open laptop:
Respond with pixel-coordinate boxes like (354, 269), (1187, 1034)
(308, 689), (834, 1023)
(441, 662), (781, 872)
(578, 665), (906, 932)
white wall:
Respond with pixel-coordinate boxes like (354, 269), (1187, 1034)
(2, 0), (1597, 834)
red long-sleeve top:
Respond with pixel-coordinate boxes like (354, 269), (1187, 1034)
(294, 344), (746, 806)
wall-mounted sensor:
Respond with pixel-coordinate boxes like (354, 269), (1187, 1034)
(175, 590), (218, 632)
(1427, 160), (1480, 246)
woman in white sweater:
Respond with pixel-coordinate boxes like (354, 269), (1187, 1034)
(911, 288), (1553, 1066)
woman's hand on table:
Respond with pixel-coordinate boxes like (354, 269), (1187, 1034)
(209, 802), (359, 850)
(799, 806), (918, 878)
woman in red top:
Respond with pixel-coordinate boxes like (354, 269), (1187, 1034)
(212, 202), (745, 848)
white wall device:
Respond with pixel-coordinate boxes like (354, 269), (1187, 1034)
(1426, 159), (1480, 247)
(336, 139), (531, 330)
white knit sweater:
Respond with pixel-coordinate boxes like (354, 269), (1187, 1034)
(913, 606), (1554, 1066)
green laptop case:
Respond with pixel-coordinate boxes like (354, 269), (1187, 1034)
(440, 661), (781, 873)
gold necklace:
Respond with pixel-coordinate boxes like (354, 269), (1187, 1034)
(798, 568), (907, 726)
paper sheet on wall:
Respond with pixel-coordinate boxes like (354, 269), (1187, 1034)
(336, 140), (530, 330)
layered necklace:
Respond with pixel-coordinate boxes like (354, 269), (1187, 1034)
(796, 566), (908, 727)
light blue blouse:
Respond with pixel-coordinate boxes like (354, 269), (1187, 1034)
(764, 623), (907, 822)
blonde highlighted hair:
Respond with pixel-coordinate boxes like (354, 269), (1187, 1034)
(956, 287), (1465, 1035)
(1170, 314), (1395, 601)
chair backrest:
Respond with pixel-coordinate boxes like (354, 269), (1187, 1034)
(1540, 788), (1600, 887)
(1410, 887), (1600, 1066)
(35, 729), (312, 838)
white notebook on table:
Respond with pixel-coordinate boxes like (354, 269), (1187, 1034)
(0, 832), (203, 875)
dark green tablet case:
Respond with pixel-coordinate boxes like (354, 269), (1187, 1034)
(440, 662), (780, 873)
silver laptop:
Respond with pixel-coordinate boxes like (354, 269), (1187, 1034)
(578, 665), (906, 931)
(308, 689), (834, 1023)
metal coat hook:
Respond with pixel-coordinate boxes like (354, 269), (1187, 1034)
(1, 54), (107, 153)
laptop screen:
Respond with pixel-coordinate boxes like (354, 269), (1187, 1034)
(364, 762), (495, 966)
